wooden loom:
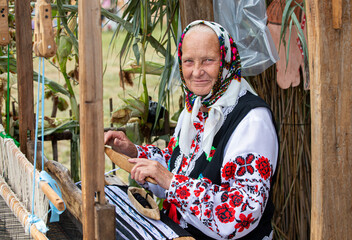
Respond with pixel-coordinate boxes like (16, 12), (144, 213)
(0, 0), (195, 239)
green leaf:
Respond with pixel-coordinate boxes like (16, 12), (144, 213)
(33, 71), (70, 97)
(291, 12), (309, 61)
(279, 0), (294, 51)
(39, 119), (79, 137)
(56, 1), (79, 54)
(0, 56), (17, 73)
(132, 39), (140, 65)
(57, 35), (73, 61)
(286, 19), (293, 69)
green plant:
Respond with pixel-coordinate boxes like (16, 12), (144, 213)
(279, 0), (308, 68)
(107, 0), (179, 140)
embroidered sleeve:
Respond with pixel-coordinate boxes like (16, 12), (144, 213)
(167, 152), (273, 239)
(136, 136), (178, 165)
(166, 108), (278, 239)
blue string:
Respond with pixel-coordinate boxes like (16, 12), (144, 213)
(31, 58), (65, 227)
(41, 57), (45, 171)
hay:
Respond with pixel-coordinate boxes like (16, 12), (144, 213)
(249, 65), (311, 239)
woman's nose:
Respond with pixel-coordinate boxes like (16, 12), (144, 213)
(193, 63), (204, 77)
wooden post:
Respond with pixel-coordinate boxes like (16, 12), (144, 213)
(306, 1), (352, 239)
(78, 0), (115, 239)
(179, 0), (214, 29)
(15, 0), (34, 156)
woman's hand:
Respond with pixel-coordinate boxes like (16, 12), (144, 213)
(104, 131), (138, 158)
(128, 158), (174, 190)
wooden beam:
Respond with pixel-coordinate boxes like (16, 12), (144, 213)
(306, 1), (352, 239)
(15, 0), (34, 156)
(179, 0), (214, 29)
(332, 0), (342, 29)
(78, 0), (115, 239)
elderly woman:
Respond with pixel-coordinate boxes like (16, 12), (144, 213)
(104, 20), (278, 239)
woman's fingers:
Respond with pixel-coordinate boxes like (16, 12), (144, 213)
(104, 131), (137, 157)
(129, 158), (173, 189)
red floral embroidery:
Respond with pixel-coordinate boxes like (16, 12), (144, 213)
(221, 182), (230, 190)
(164, 153), (171, 162)
(204, 209), (212, 218)
(203, 194), (211, 202)
(194, 187), (204, 197)
(222, 161), (237, 180)
(236, 154), (255, 176)
(181, 156), (188, 168)
(167, 137), (177, 155)
(169, 137), (176, 148)
(197, 111), (204, 121)
(235, 213), (254, 232)
(193, 122), (202, 130)
(168, 198), (181, 208)
(176, 186), (190, 199)
(215, 203), (235, 223)
(221, 192), (229, 202)
(140, 145), (150, 152)
(139, 152), (147, 158)
(190, 206), (200, 216)
(209, 148), (216, 158)
(207, 147), (216, 162)
(191, 140), (196, 149)
(255, 156), (271, 180)
(229, 191), (244, 208)
(175, 175), (189, 183)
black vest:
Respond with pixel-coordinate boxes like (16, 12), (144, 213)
(168, 92), (278, 239)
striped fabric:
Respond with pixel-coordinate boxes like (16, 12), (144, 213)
(104, 185), (191, 240)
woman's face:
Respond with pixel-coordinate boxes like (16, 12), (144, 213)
(181, 30), (220, 96)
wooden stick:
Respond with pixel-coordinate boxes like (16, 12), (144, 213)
(39, 181), (65, 211)
(104, 147), (157, 184)
(0, 179), (49, 240)
(15, 0), (34, 155)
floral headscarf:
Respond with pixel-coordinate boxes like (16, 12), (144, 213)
(178, 20), (256, 157)
(178, 20), (242, 111)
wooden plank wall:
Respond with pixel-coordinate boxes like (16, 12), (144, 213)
(179, 0), (214, 29)
(15, 0), (34, 156)
(306, 1), (352, 239)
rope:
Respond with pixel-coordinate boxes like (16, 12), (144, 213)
(32, 57), (44, 216)
(6, 44), (10, 133)
(28, 57), (49, 234)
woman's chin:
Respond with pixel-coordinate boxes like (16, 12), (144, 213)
(190, 87), (212, 96)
